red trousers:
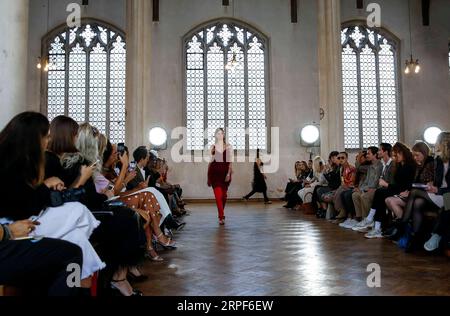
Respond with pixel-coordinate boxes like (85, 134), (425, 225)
(213, 186), (228, 220)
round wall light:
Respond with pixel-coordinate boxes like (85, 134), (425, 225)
(423, 126), (442, 145)
(149, 127), (168, 149)
(300, 125), (320, 146)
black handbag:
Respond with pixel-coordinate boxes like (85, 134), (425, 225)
(49, 188), (86, 208)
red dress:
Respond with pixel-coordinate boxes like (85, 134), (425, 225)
(208, 146), (231, 189)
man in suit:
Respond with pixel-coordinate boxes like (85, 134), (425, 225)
(126, 146), (149, 190)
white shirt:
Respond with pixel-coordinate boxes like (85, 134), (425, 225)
(382, 158), (393, 174)
(139, 167), (146, 181)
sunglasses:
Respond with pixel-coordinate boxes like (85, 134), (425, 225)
(337, 157), (346, 160)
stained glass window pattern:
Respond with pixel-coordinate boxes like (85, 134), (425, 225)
(45, 22), (126, 143)
(184, 21), (268, 151)
(341, 25), (400, 149)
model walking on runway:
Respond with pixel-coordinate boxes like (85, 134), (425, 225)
(243, 149), (271, 204)
(207, 128), (233, 225)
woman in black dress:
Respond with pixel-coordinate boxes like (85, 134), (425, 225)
(243, 152), (271, 204)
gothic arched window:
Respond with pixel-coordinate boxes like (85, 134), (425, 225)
(341, 23), (400, 149)
(184, 20), (269, 151)
(43, 21), (126, 144)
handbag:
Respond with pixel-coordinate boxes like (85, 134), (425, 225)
(49, 188), (86, 208)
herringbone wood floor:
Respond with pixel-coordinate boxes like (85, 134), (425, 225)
(137, 202), (450, 296)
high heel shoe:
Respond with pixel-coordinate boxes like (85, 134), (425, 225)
(127, 268), (149, 282)
(111, 279), (143, 296)
(145, 247), (164, 262)
(155, 233), (177, 250)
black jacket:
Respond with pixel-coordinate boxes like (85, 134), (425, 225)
(48, 152), (107, 211)
(0, 178), (51, 221)
(388, 163), (416, 194)
(324, 166), (341, 190)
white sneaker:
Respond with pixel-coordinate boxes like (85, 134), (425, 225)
(352, 218), (374, 232)
(342, 219), (359, 229)
(364, 229), (383, 239)
(339, 219), (352, 228)
(424, 234), (442, 252)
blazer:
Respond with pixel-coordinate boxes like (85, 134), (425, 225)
(127, 166), (146, 191)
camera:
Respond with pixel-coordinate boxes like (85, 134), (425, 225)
(49, 188), (86, 208)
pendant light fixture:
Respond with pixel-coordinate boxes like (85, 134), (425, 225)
(37, 0), (52, 72)
(405, 0), (420, 75)
(224, 0), (241, 72)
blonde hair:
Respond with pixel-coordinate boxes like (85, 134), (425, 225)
(97, 134), (107, 161)
(436, 132), (450, 162)
(312, 156), (325, 178)
(76, 123), (100, 167)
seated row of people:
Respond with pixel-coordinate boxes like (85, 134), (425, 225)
(0, 112), (189, 296)
(286, 134), (450, 254)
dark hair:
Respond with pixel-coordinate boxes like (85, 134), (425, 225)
(103, 140), (113, 165)
(0, 112), (49, 186)
(368, 146), (379, 156)
(133, 146), (149, 163)
(329, 151), (339, 160)
(392, 142), (415, 167)
(380, 143), (393, 156)
(48, 116), (79, 156)
(340, 152), (349, 158)
(412, 142), (431, 158)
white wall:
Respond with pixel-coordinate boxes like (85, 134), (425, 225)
(25, 0), (450, 199)
(342, 0), (450, 144)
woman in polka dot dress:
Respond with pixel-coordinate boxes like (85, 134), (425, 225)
(96, 142), (176, 261)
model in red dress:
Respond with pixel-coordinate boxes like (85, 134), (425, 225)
(207, 128), (233, 225)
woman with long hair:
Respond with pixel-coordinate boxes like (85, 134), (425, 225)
(0, 112), (105, 285)
(384, 142), (435, 221)
(283, 161), (311, 209)
(364, 142), (416, 239)
(208, 128), (233, 225)
(48, 116), (148, 296)
(298, 157), (326, 206)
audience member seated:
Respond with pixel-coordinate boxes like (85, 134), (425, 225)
(144, 151), (187, 217)
(346, 145), (392, 231)
(383, 142), (435, 239)
(297, 157), (326, 211)
(338, 147), (381, 228)
(0, 112), (105, 288)
(0, 221), (83, 296)
(364, 143), (416, 239)
(312, 152), (341, 218)
(331, 152), (356, 220)
(284, 161), (312, 209)
(156, 155), (188, 216)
